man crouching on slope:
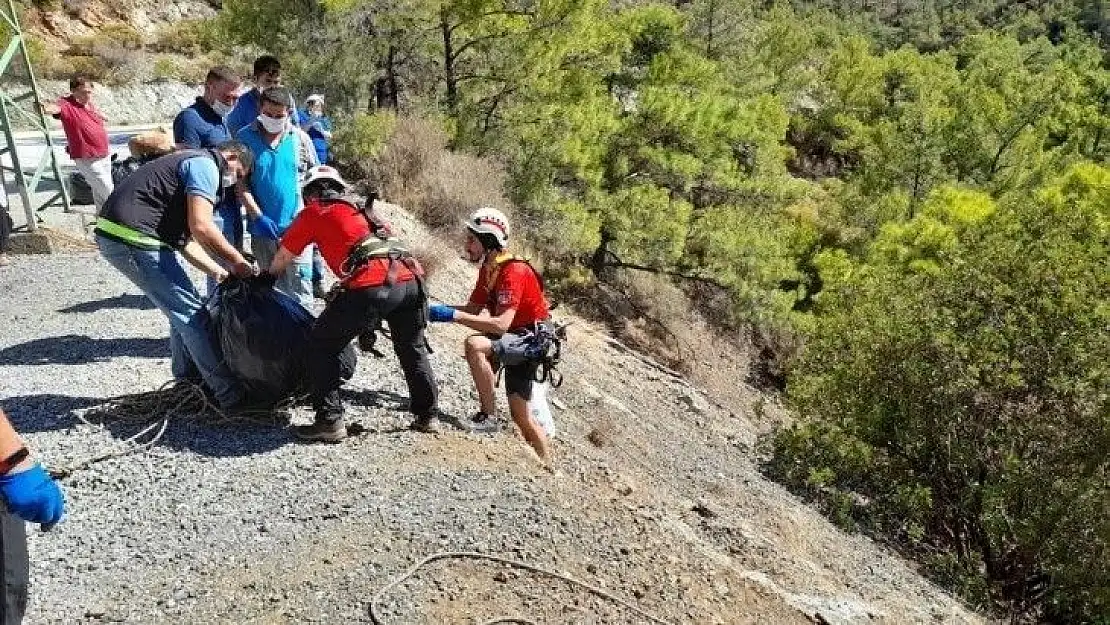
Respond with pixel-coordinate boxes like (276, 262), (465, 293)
(426, 207), (555, 471)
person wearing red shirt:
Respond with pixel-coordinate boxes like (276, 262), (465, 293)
(427, 207), (555, 470)
(264, 166), (438, 441)
(42, 75), (113, 208)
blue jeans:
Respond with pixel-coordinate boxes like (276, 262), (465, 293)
(205, 199), (244, 296)
(96, 235), (243, 408)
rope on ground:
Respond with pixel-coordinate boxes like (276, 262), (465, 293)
(368, 551), (673, 625)
(50, 380), (289, 480)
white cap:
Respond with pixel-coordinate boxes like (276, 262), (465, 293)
(305, 93), (325, 106)
(301, 165), (349, 191)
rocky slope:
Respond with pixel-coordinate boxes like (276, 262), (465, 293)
(0, 205), (981, 624)
(22, 1), (217, 43)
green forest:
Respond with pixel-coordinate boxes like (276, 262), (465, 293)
(206, 0), (1108, 621)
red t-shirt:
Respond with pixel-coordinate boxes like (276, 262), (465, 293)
(54, 95), (109, 158)
(468, 257), (550, 331)
(280, 198), (415, 289)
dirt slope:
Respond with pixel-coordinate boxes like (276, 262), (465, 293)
(0, 204), (982, 624)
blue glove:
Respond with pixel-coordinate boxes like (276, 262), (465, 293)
(0, 464), (65, 529)
(428, 304), (456, 323)
(248, 215), (281, 241)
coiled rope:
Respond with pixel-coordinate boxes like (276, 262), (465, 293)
(51, 380), (289, 479)
(369, 551), (673, 625)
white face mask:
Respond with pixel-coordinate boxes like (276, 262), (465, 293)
(211, 100), (234, 118)
(257, 114), (287, 134)
(221, 171), (238, 189)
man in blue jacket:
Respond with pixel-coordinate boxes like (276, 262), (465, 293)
(173, 65), (243, 294)
(299, 94), (333, 165)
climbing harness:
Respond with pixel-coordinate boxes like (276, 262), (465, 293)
(530, 320), (569, 387)
(325, 194), (433, 354)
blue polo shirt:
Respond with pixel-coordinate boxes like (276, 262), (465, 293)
(179, 156), (220, 204)
(237, 123), (300, 230)
(226, 88), (261, 138)
(173, 97), (231, 149)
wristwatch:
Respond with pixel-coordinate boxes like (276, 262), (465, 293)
(0, 447), (29, 476)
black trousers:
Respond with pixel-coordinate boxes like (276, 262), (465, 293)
(307, 279), (437, 422)
(0, 507), (28, 625)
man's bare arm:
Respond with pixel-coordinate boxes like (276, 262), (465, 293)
(180, 241), (227, 280)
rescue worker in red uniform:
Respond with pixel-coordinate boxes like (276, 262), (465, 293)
(264, 166), (439, 441)
(427, 207), (554, 470)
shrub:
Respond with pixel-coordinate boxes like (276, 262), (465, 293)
(768, 166), (1110, 621)
(365, 115), (450, 205)
(151, 57), (183, 82)
(64, 55), (109, 82)
(152, 19), (222, 55)
(71, 23), (143, 56)
(413, 151), (509, 232)
(331, 112), (398, 182)
(22, 36), (73, 80)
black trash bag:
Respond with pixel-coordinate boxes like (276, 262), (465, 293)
(208, 276), (356, 403)
(110, 153), (148, 185)
(69, 172), (95, 205)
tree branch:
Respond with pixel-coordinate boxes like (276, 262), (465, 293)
(602, 254), (730, 290)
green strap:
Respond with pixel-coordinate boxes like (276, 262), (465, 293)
(94, 218), (169, 250)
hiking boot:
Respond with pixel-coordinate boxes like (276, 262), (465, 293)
(312, 280), (328, 300)
(409, 413), (440, 433)
(294, 419), (347, 443)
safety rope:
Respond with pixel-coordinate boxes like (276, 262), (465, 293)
(368, 551), (673, 625)
(50, 380), (290, 480)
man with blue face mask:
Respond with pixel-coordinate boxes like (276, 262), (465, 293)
(173, 66), (243, 295)
(237, 86), (314, 309)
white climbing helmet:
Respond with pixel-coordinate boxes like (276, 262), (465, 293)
(465, 206), (510, 248)
(301, 165), (350, 191)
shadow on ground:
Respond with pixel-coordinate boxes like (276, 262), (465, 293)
(1, 381), (453, 460)
(0, 334), (167, 366)
(57, 294), (154, 314)
(1, 392), (291, 459)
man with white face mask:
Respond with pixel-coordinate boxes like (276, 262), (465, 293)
(173, 66), (240, 150)
(236, 86), (314, 308)
(173, 66), (243, 294)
